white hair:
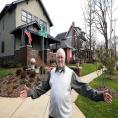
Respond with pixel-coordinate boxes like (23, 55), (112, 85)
(56, 48), (66, 58)
(30, 58), (36, 63)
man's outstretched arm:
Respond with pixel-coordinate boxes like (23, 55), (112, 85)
(71, 72), (112, 103)
(20, 73), (51, 99)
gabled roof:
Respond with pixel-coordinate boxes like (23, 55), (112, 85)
(62, 41), (73, 49)
(55, 32), (74, 49)
(74, 27), (86, 41)
(55, 32), (67, 40)
(46, 34), (60, 44)
(0, 0), (53, 26)
(50, 40), (74, 50)
(54, 22), (87, 50)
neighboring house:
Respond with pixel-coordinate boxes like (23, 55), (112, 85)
(0, 0), (59, 66)
(51, 22), (92, 64)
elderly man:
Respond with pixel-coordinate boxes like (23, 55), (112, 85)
(20, 48), (112, 118)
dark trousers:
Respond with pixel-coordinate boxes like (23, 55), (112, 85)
(49, 116), (54, 118)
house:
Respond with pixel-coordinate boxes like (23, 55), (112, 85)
(0, 0), (59, 67)
(51, 22), (92, 64)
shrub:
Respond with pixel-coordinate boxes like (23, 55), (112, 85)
(23, 66), (27, 71)
(16, 69), (22, 76)
(29, 70), (36, 78)
(105, 57), (116, 75)
(40, 66), (45, 74)
(97, 63), (103, 70)
(20, 71), (27, 79)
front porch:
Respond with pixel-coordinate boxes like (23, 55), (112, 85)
(10, 21), (59, 67)
(15, 45), (56, 67)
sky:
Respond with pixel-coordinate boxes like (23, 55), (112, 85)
(0, 0), (118, 41)
(0, 0), (86, 37)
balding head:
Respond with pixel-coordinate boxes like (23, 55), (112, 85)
(56, 48), (66, 68)
(56, 48), (66, 59)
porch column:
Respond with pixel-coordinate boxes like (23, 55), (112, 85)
(21, 29), (25, 47)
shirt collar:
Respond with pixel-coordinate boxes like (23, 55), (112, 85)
(55, 66), (65, 73)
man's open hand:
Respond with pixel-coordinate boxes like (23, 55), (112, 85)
(103, 90), (112, 104)
(20, 85), (29, 99)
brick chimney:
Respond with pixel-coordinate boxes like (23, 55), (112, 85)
(72, 21), (76, 47)
(72, 21), (75, 27)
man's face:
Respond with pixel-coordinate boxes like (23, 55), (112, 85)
(56, 53), (65, 68)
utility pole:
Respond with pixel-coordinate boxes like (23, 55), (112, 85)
(39, 24), (47, 66)
(112, 19), (118, 58)
(109, 0), (113, 46)
(88, 0), (93, 62)
(89, 0), (92, 51)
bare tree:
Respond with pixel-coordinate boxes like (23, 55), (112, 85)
(90, 0), (114, 55)
(80, 0), (97, 62)
(86, 0), (96, 51)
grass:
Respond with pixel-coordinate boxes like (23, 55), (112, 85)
(76, 96), (118, 118)
(75, 71), (118, 118)
(67, 62), (100, 76)
(80, 63), (100, 76)
(67, 64), (77, 68)
(0, 68), (17, 78)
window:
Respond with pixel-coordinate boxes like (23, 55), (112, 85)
(43, 22), (47, 32)
(40, 19), (47, 31)
(32, 16), (38, 22)
(1, 41), (5, 53)
(21, 10), (32, 23)
(46, 24), (50, 34)
(21, 11), (27, 22)
(27, 14), (32, 23)
(21, 10), (48, 32)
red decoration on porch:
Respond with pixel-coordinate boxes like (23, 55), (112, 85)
(24, 29), (32, 45)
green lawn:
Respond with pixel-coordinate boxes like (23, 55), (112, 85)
(0, 68), (16, 78)
(76, 96), (118, 118)
(80, 63), (100, 76)
(67, 63), (100, 76)
(75, 72), (118, 118)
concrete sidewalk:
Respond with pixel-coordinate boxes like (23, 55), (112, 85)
(0, 70), (103, 118)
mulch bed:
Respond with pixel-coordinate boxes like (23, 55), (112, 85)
(0, 69), (48, 97)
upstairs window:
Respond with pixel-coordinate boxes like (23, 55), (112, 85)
(27, 14), (32, 23)
(46, 24), (50, 34)
(1, 41), (5, 53)
(21, 10), (32, 23)
(40, 19), (47, 32)
(32, 16), (38, 22)
(21, 11), (27, 22)
(21, 10), (48, 33)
